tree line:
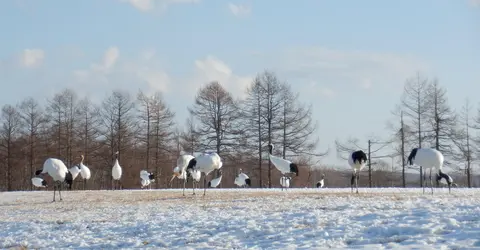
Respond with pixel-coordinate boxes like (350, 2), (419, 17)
(336, 72), (479, 188)
(0, 71), (324, 191)
(2, 70), (476, 191)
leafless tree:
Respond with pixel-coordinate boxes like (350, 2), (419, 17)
(0, 105), (21, 190)
(401, 72), (430, 186)
(19, 97), (46, 189)
(180, 115), (202, 155)
(188, 82), (240, 161)
(241, 76), (267, 187)
(452, 98), (476, 187)
(101, 91), (136, 188)
(424, 80), (457, 158)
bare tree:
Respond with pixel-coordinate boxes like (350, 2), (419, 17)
(424, 79), (457, 162)
(453, 98), (476, 187)
(241, 76), (267, 187)
(101, 91), (136, 188)
(188, 82), (240, 160)
(401, 72), (430, 186)
(180, 115), (202, 155)
(19, 97), (46, 189)
(0, 105), (21, 191)
(280, 84), (323, 158)
(75, 97), (102, 171)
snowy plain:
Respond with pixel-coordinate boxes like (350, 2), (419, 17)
(1, 188), (480, 249)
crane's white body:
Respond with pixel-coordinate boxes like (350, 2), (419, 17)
(269, 154), (292, 175)
(409, 148), (444, 171)
(172, 154), (203, 196)
(234, 173), (250, 187)
(317, 179), (325, 188)
(80, 163), (91, 180)
(140, 170), (154, 181)
(208, 175), (222, 188)
(41, 158), (69, 182)
(32, 177), (47, 188)
(141, 178), (154, 189)
(112, 158), (122, 180)
(69, 166), (81, 180)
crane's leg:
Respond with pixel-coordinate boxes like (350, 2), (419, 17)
(422, 169), (426, 194)
(355, 173), (359, 194)
(429, 168), (433, 195)
(192, 179), (196, 195)
(183, 178), (186, 196)
(83, 179), (86, 190)
(52, 183), (56, 202)
(351, 173), (355, 193)
(203, 174), (208, 196)
(59, 182), (63, 201)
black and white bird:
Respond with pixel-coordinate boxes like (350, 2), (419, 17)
(35, 158), (73, 202)
(267, 144), (299, 179)
(140, 170), (155, 189)
(69, 165), (82, 185)
(186, 152), (223, 196)
(234, 169), (251, 188)
(79, 154), (91, 190)
(348, 150), (368, 194)
(112, 151), (122, 190)
(408, 147), (454, 194)
(316, 174), (325, 188)
(280, 176), (291, 190)
(208, 169), (223, 188)
(31, 177), (48, 188)
(170, 154), (202, 196)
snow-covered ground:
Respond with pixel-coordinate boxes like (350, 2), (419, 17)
(1, 188), (480, 249)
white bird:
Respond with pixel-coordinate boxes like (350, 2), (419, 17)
(234, 169), (251, 188)
(140, 178), (154, 189)
(186, 152), (223, 196)
(112, 151), (122, 190)
(407, 147), (454, 194)
(349, 150), (368, 194)
(267, 144), (299, 179)
(31, 177), (47, 188)
(170, 154), (201, 196)
(69, 165), (81, 182)
(79, 154), (91, 190)
(140, 170), (155, 189)
(280, 176), (291, 190)
(316, 174), (325, 188)
(35, 158), (73, 202)
(208, 170), (223, 188)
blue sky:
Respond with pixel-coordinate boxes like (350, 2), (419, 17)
(0, 0), (479, 168)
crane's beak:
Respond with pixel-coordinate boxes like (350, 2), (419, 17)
(169, 174), (177, 183)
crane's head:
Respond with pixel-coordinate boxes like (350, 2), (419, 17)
(35, 169), (43, 176)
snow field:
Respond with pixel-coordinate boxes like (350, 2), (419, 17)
(1, 188), (480, 249)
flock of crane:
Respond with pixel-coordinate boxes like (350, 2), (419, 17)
(29, 142), (455, 202)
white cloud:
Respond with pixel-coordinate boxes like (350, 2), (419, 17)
(273, 46), (429, 94)
(189, 55), (252, 98)
(228, 3), (251, 17)
(469, 0), (480, 7)
(121, 0), (200, 12)
(91, 47), (120, 73)
(19, 49), (45, 68)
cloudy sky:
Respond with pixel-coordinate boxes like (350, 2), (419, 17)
(0, 0), (479, 166)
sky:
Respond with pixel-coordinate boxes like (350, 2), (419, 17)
(0, 0), (479, 168)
